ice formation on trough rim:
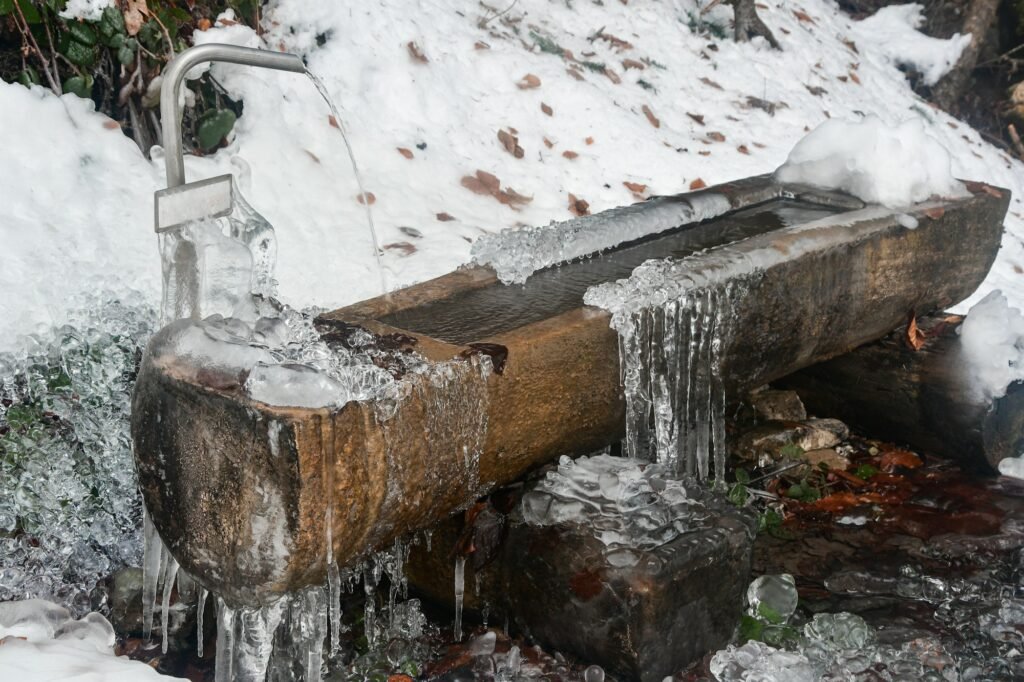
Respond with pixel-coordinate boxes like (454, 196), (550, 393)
(471, 191), (733, 285)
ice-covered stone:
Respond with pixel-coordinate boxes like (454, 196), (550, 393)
(746, 574), (798, 623)
(959, 289), (1024, 400)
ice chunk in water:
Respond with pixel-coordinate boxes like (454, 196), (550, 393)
(710, 640), (816, 682)
(746, 574), (799, 622)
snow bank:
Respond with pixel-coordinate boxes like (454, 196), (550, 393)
(2, 0), (1024, 346)
(0, 599), (182, 680)
(959, 290), (1024, 400)
(775, 116), (966, 208)
(851, 4), (971, 87)
(59, 0), (115, 22)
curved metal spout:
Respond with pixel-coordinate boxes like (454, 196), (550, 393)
(160, 43), (305, 188)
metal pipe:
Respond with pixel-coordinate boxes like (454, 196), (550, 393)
(160, 44), (306, 188)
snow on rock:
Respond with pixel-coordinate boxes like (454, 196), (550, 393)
(959, 290), (1024, 400)
(0, 599), (183, 680)
(58, 0), (114, 22)
(3, 0), (1024, 349)
(850, 4), (971, 87)
(999, 456), (1024, 480)
(775, 116), (967, 208)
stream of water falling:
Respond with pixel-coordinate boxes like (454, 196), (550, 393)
(305, 71), (388, 297)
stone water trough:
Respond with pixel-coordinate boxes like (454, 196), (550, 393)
(131, 174), (1009, 614)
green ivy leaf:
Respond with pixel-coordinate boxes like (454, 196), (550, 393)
(735, 468), (750, 485)
(98, 5), (125, 43)
(197, 109), (237, 150)
(0, 0), (41, 23)
(117, 43), (135, 66)
(66, 21), (98, 47)
(63, 36), (98, 67)
(17, 66), (40, 87)
(62, 74), (93, 98)
(739, 614), (764, 643)
(854, 463), (879, 480)
(727, 482), (748, 507)
(757, 601), (785, 625)
(779, 443), (805, 459)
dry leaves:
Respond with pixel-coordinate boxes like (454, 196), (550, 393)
(566, 67), (585, 81)
(687, 112), (705, 126)
(737, 145), (750, 155)
(707, 131), (726, 142)
(880, 449), (923, 472)
(622, 58), (645, 70)
(328, 115), (339, 129)
(436, 212), (456, 222)
(541, 102), (553, 116)
(407, 41), (428, 63)
(562, 150), (578, 159)
(849, 71), (861, 85)
(517, 73), (541, 89)
(568, 193), (590, 216)
(497, 129), (525, 158)
(124, 0), (149, 36)
(356, 192), (376, 205)
(923, 207), (945, 220)
(964, 181), (1004, 199)
(623, 181), (647, 199)
(905, 314), (926, 351)
(474, 41), (490, 50)
(384, 241), (417, 256)
(397, 147), (414, 159)
(585, 136), (594, 145)
(690, 178), (707, 190)
(805, 84), (828, 97)
(595, 30), (633, 51)
(460, 170), (532, 209)
(700, 76), (723, 90)
(793, 10), (815, 23)
(641, 105), (660, 128)
(543, 137), (554, 149)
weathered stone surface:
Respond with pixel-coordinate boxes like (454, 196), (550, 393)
(407, 458), (757, 682)
(803, 447), (850, 471)
(733, 418), (849, 464)
(131, 177), (1009, 604)
(749, 389), (807, 422)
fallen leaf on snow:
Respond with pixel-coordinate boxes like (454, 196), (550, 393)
(568, 193), (590, 216)
(517, 73), (541, 89)
(384, 241), (416, 256)
(497, 129), (525, 158)
(397, 147), (414, 159)
(562, 150), (578, 159)
(707, 131), (726, 142)
(737, 145), (750, 154)
(700, 76), (723, 90)
(541, 102), (553, 116)
(622, 58), (645, 70)
(690, 178), (707, 190)
(585, 136), (594, 145)
(687, 112), (705, 125)
(407, 41), (428, 63)
(793, 10), (815, 23)
(642, 105), (660, 128)
(436, 212), (456, 222)
(356, 192), (376, 205)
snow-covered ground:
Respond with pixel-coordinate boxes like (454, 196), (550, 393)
(2, 0), (1023, 351)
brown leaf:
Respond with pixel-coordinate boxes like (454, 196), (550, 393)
(964, 181), (1003, 198)
(541, 102), (553, 116)
(849, 71), (861, 85)
(690, 178), (707, 190)
(585, 136), (595, 145)
(707, 131), (726, 142)
(543, 137), (554, 149)
(641, 105), (660, 128)
(604, 68), (622, 84)
(102, 119), (120, 130)
(700, 76), (723, 90)
(197, 17), (211, 31)
(517, 73), (541, 89)
(568, 193), (590, 216)
(566, 67), (585, 81)
(698, 150), (711, 156)
(124, 0), (149, 36)
(687, 112), (705, 125)
(383, 241), (416, 256)
(397, 147), (414, 159)
(905, 314), (926, 351)
(436, 212), (456, 221)
(623, 181), (647, 197)
(562, 150), (578, 159)
(497, 187), (532, 208)
(753, 141), (766, 148)
(805, 84), (828, 97)
(407, 41), (428, 63)
(304, 149), (321, 163)
(737, 145), (750, 155)
(793, 10), (815, 23)
(622, 58), (645, 70)
(843, 38), (858, 54)
(596, 31), (633, 51)
(497, 129), (524, 158)
(880, 448), (923, 472)
(923, 206), (945, 220)
(328, 115), (339, 129)
(476, 170), (500, 194)
(356, 192), (376, 205)
(474, 41), (490, 50)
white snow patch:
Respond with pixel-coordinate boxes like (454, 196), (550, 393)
(959, 290), (1024, 400)
(58, 0), (114, 22)
(4, 0), (1024, 351)
(999, 455), (1024, 480)
(775, 116), (967, 208)
(0, 599), (183, 680)
(851, 4), (971, 87)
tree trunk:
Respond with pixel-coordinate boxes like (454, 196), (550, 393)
(779, 315), (1024, 473)
(731, 0), (780, 49)
(932, 0), (1000, 111)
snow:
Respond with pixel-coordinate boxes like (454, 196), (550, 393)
(850, 4), (972, 87)
(3, 0), (1024, 352)
(0, 599), (183, 680)
(958, 290), (1024, 400)
(775, 116), (967, 208)
(58, 0), (114, 22)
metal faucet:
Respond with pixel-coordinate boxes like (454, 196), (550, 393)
(159, 43), (306, 189)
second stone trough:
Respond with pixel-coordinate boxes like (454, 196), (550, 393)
(131, 175), (1009, 608)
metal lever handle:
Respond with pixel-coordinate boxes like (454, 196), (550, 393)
(160, 43), (305, 188)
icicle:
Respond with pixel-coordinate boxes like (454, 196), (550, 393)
(161, 555), (180, 654)
(454, 556), (466, 642)
(197, 587), (209, 658)
(141, 509), (163, 641)
(364, 562), (379, 651)
(424, 529), (433, 552)
(214, 597), (237, 682)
